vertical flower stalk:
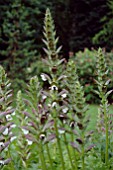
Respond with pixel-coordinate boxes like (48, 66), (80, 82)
(16, 76), (56, 170)
(65, 60), (79, 169)
(66, 60), (93, 170)
(25, 76), (47, 170)
(74, 80), (87, 170)
(15, 77), (50, 170)
(42, 8), (66, 170)
(13, 90), (31, 169)
(96, 48), (112, 166)
(0, 65), (13, 167)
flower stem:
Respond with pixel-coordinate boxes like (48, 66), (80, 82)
(71, 133), (78, 170)
(54, 119), (65, 170)
(63, 133), (75, 169)
(81, 142), (85, 170)
(104, 104), (109, 165)
(8, 149), (15, 170)
(46, 143), (53, 169)
(39, 142), (47, 170)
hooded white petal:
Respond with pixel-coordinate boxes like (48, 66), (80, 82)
(52, 102), (57, 108)
(61, 93), (67, 98)
(26, 139), (33, 145)
(12, 111), (16, 116)
(10, 136), (17, 142)
(3, 128), (8, 135)
(50, 85), (58, 91)
(22, 129), (29, 135)
(41, 74), (47, 81)
(6, 114), (12, 121)
(0, 160), (4, 165)
(10, 124), (16, 128)
(0, 142), (4, 147)
(42, 95), (47, 100)
(62, 107), (68, 113)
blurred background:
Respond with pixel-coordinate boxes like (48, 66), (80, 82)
(0, 0), (113, 103)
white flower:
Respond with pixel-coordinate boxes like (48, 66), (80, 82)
(42, 95), (47, 100)
(4, 147), (8, 151)
(41, 74), (47, 81)
(27, 67), (32, 73)
(3, 128), (8, 135)
(9, 131), (13, 136)
(10, 136), (17, 142)
(52, 102), (57, 108)
(63, 75), (67, 78)
(6, 114), (12, 121)
(12, 111), (16, 116)
(61, 93), (67, 98)
(0, 142), (4, 147)
(10, 124), (16, 128)
(50, 85), (58, 91)
(22, 129), (29, 135)
(48, 103), (51, 107)
(0, 160), (4, 165)
(38, 104), (42, 108)
(62, 107), (68, 113)
(25, 116), (28, 120)
(58, 129), (65, 134)
(40, 134), (46, 140)
(26, 139), (33, 145)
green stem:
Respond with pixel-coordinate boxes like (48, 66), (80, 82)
(7, 149), (15, 170)
(104, 104), (109, 166)
(63, 133), (75, 169)
(71, 133), (78, 170)
(54, 119), (65, 170)
(46, 143), (53, 169)
(81, 142), (85, 170)
(39, 142), (47, 170)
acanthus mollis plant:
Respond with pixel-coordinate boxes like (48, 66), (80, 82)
(65, 60), (95, 170)
(41, 8), (75, 170)
(95, 48), (113, 166)
(14, 76), (55, 170)
(0, 65), (14, 168)
(10, 90), (32, 169)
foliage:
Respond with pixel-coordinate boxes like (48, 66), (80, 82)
(93, 0), (113, 49)
(0, 0), (38, 92)
(0, 0), (110, 58)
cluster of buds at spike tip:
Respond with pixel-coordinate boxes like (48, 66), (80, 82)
(0, 65), (14, 166)
(96, 48), (110, 96)
(43, 8), (62, 60)
(65, 59), (78, 112)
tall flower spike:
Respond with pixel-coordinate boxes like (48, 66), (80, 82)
(65, 61), (91, 169)
(96, 48), (112, 166)
(16, 76), (54, 169)
(73, 79), (89, 170)
(43, 8), (62, 59)
(0, 65), (13, 166)
(13, 90), (32, 169)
